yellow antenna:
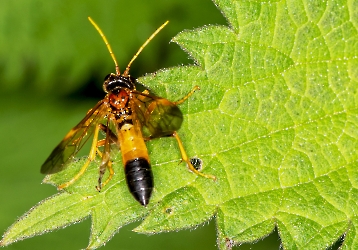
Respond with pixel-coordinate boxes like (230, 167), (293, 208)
(123, 20), (169, 76)
(88, 17), (120, 75)
(88, 17), (168, 77)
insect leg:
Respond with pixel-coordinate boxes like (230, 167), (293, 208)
(58, 124), (101, 189)
(99, 124), (118, 143)
(96, 122), (115, 191)
(172, 131), (216, 181)
(101, 160), (114, 188)
(174, 86), (200, 105)
(93, 148), (114, 190)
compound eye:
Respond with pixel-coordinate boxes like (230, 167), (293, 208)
(104, 74), (111, 81)
(103, 74), (113, 93)
(103, 73), (117, 93)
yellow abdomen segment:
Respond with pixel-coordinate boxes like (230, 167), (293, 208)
(118, 123), (149, 165)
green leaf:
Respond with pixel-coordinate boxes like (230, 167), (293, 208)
(2, 0), (358, 249)
(1, 192), (91, 245)
(135, 187), (217, 233)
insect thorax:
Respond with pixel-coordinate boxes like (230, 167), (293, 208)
(107, 91), (133, 127)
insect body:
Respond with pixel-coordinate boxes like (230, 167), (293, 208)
(41, 17), (215, 206)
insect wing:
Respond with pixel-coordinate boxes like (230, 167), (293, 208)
(132, 92), (183, 138)
(41, 100), (109, 174)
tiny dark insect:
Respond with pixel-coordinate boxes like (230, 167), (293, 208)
(190, 157), (203, 171)
(41, 17), (216, 206)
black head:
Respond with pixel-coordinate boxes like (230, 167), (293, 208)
(103, 73), (136, 93)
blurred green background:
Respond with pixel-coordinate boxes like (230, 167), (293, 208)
(0, 0), (282, 249)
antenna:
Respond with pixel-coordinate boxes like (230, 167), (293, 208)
(123, 21), (169, 76)
(88, 17), (120, 75)
(88, 17), (169, 77)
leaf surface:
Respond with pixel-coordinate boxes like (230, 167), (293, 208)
(1, 0), (358, 249)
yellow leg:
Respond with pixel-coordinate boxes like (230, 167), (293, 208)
(174, 86), (200, 105)
(173, 131), (216, 181)
(58, 125), (101, 189)
(96, 123), (115, 191)
(95, 148), (114, 191)
(102, 161), (114, 187)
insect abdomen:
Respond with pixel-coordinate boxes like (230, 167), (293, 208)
(118, 123), (153, 206)
(125, 158), (153, 206)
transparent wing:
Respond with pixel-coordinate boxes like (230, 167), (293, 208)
(41, 100), (109, 174)
(131, 91), (183, 138)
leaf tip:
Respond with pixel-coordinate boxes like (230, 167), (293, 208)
(0, 235), (11, 247)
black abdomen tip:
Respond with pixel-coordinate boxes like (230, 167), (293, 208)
(125, 158), (153, 206)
